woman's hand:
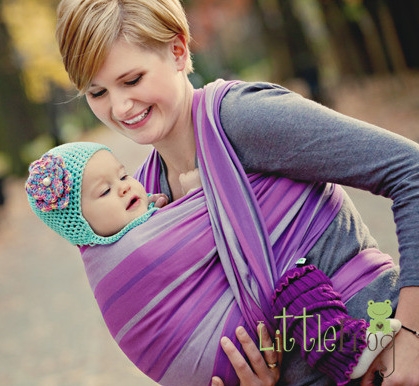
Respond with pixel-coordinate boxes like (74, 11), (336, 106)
(212, 325), (281, 386)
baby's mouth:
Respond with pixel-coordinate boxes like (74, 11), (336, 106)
(126, 196), (140, 210)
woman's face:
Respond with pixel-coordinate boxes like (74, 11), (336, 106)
(85, 37), (190, 146)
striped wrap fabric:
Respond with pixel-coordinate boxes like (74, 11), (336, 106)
(80, 80), (366, 385)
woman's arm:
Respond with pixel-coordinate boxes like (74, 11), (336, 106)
(221, 82), (419, 288)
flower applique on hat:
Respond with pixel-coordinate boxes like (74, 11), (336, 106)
(25, 153), (73, 212)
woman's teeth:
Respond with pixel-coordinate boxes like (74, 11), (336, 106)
(124, 107), (151, 125)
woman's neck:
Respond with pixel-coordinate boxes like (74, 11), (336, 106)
(155, 79), (197, 199)
(161, 138), (196, 175)
(161, 141), (197, 201)
(157, 84), (195, 167)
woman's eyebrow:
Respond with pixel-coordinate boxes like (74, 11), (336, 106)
(116, 70), (137, 81)
(89, 70), (138, 88)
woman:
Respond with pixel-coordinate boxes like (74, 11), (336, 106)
(56, 0), (419, 385)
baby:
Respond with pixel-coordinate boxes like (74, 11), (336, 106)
(25, 141), (175, 246)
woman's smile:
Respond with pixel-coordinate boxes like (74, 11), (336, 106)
(123, 106), (152, 125)
(119, 106), (153, 130)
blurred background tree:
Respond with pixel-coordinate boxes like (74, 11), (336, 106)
(186, 0), (418, 95)
(0, 0), (418, 178)
(0, 0), (96, 177)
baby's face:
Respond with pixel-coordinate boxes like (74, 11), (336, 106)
(81, 150), (149, 237)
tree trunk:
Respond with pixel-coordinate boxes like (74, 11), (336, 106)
(386, 0), (419, 69)
(318, 0), (372, 78)
(0, 0), (40, 174)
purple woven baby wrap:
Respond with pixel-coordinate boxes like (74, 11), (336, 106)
(80, 80), (391, 385)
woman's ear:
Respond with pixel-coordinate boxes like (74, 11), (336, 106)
(170, 34), (188, 71)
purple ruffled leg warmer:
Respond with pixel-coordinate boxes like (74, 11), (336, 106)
(272, 265), (368, 386)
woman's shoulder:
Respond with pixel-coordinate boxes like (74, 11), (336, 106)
(223, 80), (294, 100)
(220, 79), (306, 123)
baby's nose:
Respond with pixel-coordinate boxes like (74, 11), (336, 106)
(119, 181), (131, 196)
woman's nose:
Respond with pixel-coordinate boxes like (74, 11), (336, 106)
(111, 92), (134, 121)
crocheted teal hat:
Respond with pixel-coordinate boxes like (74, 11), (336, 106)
(25, 142), (156, 246)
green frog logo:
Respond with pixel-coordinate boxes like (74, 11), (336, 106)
(367, 299), (393, 334)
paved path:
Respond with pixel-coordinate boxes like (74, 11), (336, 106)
(0, 127), (399, 386)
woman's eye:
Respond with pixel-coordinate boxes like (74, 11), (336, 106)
(90, 89), (106, 98)
(125, 75), (142, 86)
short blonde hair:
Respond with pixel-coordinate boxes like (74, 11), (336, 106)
(56, 0), (192, 93)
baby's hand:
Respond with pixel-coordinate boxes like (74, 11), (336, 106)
(179, 168), (202, 195)
(148, 193), (169, 208)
